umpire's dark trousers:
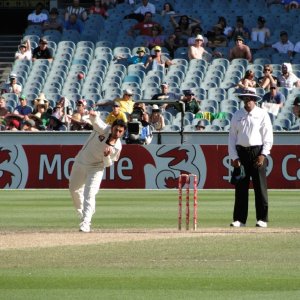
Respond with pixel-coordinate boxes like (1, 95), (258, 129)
(233, 145), (269, 224)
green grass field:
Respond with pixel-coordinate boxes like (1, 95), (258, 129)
(0, 190), (299, 300)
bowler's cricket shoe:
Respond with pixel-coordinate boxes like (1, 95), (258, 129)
(79, 221), (91, 233)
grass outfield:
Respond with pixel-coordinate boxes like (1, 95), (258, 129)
(0, 190), (299, 300)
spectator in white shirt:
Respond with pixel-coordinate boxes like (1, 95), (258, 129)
(228, 87), (273, 228)
(272, 31), (294, 56)
(15, 40), (32, 61)
(293, 40), (300, 53)
(277, 62), (300, 90)
(134, 0), (156, 15)
(27, 2), (48, 26)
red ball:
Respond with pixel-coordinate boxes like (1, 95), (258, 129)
(77, 72), (84, 80)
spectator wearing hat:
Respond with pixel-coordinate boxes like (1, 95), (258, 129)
(64, 13), (84, 33)
(22, 119), (39, 131)
(32, 38), (53, 62)
(145, 45), (173, 71)
(228, 88), (273, 228)
(293, 96), (300, 119)
(229, 35), (252, 62)
(65, 0), (87, 22)
(271, 31), (294, 57)
(32, 93), (49, 115)
(1, 73), (22, 96)
(261, 84), (285, 116)
(13, 94), (33, 117)
(228, 17), (250, 42)
(149, 104), (165, 131)
(15, 39), (32, 60)
(74, 99), (89, 117)
(127, 47), (149, 65)
(128, 12), (161, 37)
(179, 90), (201, 114)
(27, 2), (48, 26)
(5, 118), (21, 131)
(188, 26), (208, 47)
(251, 16), (271, 45)
(42, 7), (63, 32)
(105, 101), (128, 125)
(278, 62), (300, 90)
(188, 34), (212, 61)
(258, 64), (278, 91)
(195, 120), (206, 131)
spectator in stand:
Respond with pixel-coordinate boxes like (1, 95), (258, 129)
(133, 102), (149, 122)
(127, 47), (148, 65)
(151, 82), (180, 109)
(271, 31), (294, 57)
(293, 96), (300, 119)
(74, 99), (90, 124)
(21, 119), (39, 131)
(188, 34), (212, 61)
(105, 101), (128, 125)
(134, 0), (156, 15)
(89, 0), (109, 18)
(188, 26), (208, 47)
(128, 12), (161, 37)
(251, 16), (271, 45)
(32, 93), (49, 115)
(32, 38), (53, 62)
(261, 84), (286, 116)
(258, 64), (278, 91)
(217, 16), (233, 38)
(27, 2), (48, 26)
(42, 7), (63, 32)
(96, 89), (135, 114)
(145, 25), (165, 49)
(293, 39), (300, 55)
(65, 0), (87, 22)
(161, 2), (175, 16)
(5, 117), (21, 131)
(149, 104), (165, 131)
(144, 45), (173, 71)
(15, 40), (32, 60)
(179, 90), (201, 114)
(228, 17), (250, 42)
(170, 14), (200, 37)
(195, 119), (206, 131)
(283, 0), (300, 11)
(64, 13), (84, 33)
(278, 62), (300, 90)
(13, 94), (33, 117)
(206, 24), (228, 48)
(1, 73), (22, 96)
(0, 96), (9, 117)
(164, 27), (188, 58)
(229, 35), (252, 62)
(237, 70), (257, 91)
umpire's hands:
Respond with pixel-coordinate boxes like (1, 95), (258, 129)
(254, 155), (265, 168)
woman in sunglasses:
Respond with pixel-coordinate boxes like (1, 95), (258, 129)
(258, 64), (277, 90)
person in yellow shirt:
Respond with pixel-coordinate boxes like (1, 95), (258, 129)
(114, 89), (135, 114)
(105, 101), (128, 125)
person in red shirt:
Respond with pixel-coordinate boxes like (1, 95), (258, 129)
(128, 12), (162, 37)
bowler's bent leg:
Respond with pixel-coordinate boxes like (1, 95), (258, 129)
(69, 162), (87, 217)
(82, 167), (104, 225)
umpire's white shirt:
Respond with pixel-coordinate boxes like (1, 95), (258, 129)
(228, 105), (273, 161)
(75, 113), (122, 168)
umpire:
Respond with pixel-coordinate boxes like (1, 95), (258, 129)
(228, 88), (273, 228)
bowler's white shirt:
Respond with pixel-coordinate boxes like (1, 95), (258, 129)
(75, 114), (122, 168)
(228, 105), (273, 161)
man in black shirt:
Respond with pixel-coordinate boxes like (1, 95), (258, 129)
(32, 38), (53, 62)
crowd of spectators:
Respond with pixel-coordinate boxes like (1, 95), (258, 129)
(1, 0), (300, 133)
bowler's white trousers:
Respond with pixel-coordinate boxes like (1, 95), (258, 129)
(69, 161), (104, 224)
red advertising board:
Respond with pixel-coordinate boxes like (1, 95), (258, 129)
(0, 144), (299, 189)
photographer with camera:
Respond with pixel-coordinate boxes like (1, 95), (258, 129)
(125, 102), (152, 145)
